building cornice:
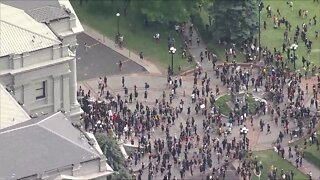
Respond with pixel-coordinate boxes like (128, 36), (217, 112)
(0, 56), (74, 76)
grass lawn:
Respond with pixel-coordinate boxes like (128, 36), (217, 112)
(246, 93), (259, 114)
(71, 1), (196, 73)
(194, 1), (320, 68)
(215, 93), (259, 116)
(290, 128), (320, 168)
(215, 94), (232, 116)
(251, 150), (307, 180)
(260, 0), (320, 69)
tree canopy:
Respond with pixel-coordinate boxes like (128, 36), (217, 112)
(95, 133), (132, 180)
(208, 0), (258, 43)
(83, 0), (214, 25)
(133, 0), (190, 24)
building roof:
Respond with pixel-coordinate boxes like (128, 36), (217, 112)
(58, 0), (84, 33)
(1, 0), (84, 33)
(26, 5), (70, 23)
(0, 4), (61, 57)
(1, 0), (60, 11)
(0, 84), (31, 129)
(0, 112), (101, 179)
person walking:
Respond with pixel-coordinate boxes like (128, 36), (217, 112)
(266, 124), (271, 135)
(196, 37), (200, 46)
(119, 60), (123, 71)
(104, 76), (108, 87)
(84, 42), (88, 52)
(144, 90), (148, 102)
(122, 76), (125, 87)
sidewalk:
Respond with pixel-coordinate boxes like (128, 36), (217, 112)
(182, 22), (213, 72)
(82, 24), (162, 75)
(283, 146), (320, 179)
(79, 22), (320, 179)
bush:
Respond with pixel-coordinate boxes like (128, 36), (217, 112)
(95, 133), (133, 180)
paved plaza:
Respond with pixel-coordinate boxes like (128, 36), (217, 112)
(78, 20), (320, 180)
(76, 33), (146, 81)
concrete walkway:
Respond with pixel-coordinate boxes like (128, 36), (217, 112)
(174, 21), (320, 178)
(82, 24), (162, 75)
(80, 23), (320, 179)
(283, 146), (320, 179)
(182, 22), (213, 72)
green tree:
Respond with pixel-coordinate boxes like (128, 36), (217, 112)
(132, 0), (201, 25)
(95, 133), (132, 180)
(208, 0), (258, 43)
(83, 0), (212, 25)
(86, 0), (127, 17)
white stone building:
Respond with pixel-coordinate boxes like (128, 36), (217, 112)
(0, 2), (117, 179)
(0, 0), (83, 121)
(0, 83), (31, 129)
(0, 112), (115, 180)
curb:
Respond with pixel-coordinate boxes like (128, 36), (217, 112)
(82, 24), (162, 75)
(180, 62), (264, 77)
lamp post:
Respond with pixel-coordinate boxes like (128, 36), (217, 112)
(240, 126), (249, 150)
(169, 47), (176, 75)
(116, 12), (120, 36)
(290, 43), (298, 69)
(258, 0), (263, 62)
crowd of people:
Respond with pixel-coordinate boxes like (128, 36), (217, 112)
(77, 54), (320, 180)
(76, 2), (320, 180)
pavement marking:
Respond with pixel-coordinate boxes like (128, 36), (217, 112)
(81, 81), (99, 98)
(88, 42), (100, 48)
(116, 59), (130, 65)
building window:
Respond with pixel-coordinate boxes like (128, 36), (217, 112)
(35, 81), (46, 100)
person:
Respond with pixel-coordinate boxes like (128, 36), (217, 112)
(144, 90), (148, 102)
(119, 60), (123, 71)
(153, 33), (160, 42)
(145, 82), (150, 90)
(98, 77), (103, 89)
(289, 1), (293, 11)
(139, 52), (144, 60)
(277, 9), (281, 16)
(308, 171), (312, 180)
(196, 37), (200, 46)
(122, 76), (125, 87)
(260, 119), (264, 131)
(104, 76), (108, 87)
(290, 170), (294, 179)
(84, 42), (88, 52)
(119, 35), (124, 48)
(267, 124), (271, 134)
(266, 5), (271, 18)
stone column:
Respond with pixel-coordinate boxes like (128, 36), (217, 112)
(12, 54), (22, 69)
(23, 83), (31, 113)
(69, 57), (78, 105)
(53, 75), (61, 112)
(52, 44), (61, 59)
(68, 49), (82, 121)
(63, 74), (71, 113)
(13, 84), (24, 105)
